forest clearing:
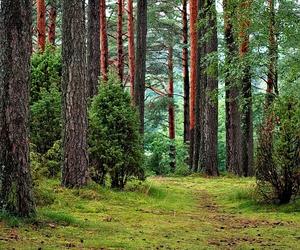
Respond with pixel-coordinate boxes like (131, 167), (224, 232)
(1, 177), (299, 249)
(0, 0), (299, 249)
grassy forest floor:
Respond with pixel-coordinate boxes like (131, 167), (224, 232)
(0, 176), (299, 249)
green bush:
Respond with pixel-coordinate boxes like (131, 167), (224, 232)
(144, 133), (189, 176)
(89, 72), (144, 189)
(31, 46), (61, 103)
(30, 87), (62, 154)
(256, 85), (300, 204)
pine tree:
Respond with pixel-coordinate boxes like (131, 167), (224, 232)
(182, 0), (190, 144)
(100, 0), (109, 81)
(168, 46), (176, 172)
(127, 0), (135, 98)
(117, 0), (124, 82)
(0, 0), (36, 217)
(61, 0), (89, 187)
(48, 0), (57, 45)
(189, 0), (198, 170)
(203, 0), (219, 176)
(87, 0), (101, 98)
(223, 0), (243, 175)
(134, 0), (148, 134)
(37, 0), (46, 51)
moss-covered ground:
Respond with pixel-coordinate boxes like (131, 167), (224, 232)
(0, 176), (299, 249)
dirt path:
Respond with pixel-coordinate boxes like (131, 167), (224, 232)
(195, 189), (285, 249)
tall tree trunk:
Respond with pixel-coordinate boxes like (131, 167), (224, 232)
(204, 0), (219, 176)
(87, 0), (100, 98)
(0, 0), (36, 217)
(168, 46), (176, 172)
(117, 0), (124, 82)
(182, 0), (190, 144)
(61, 0), (88, 187)
(257, 0), (279, 178)
(266, 0), (278, 104)
(223, 0), (243, 176)
(127, 0), (135, 98)
(48, 0), (57, 45)
(195, 0), (206, 173)
(189, 0), (198, 170)
(239, 0), (253, 177)
(134, 0), (148, 134)
(37, 0), (46, 51)
(100, 0), (109, 81)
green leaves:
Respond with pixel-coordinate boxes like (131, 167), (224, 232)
(89, 71), (144, 188)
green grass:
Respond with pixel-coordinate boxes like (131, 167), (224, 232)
(0, 177), (299, 249)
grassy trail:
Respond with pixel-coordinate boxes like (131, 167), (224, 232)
(0, 177), (299, 249)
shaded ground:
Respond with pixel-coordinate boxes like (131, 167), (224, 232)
(0, 176), (299, 249)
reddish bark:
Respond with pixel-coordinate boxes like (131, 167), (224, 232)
(127, 0), (135, 98)
(48, 0), (57, 45)
(168, 46), (176, 172)
(189, 0), (198, 168)
(100, 0), (109, 81)
(37, 0), (46, 51)
(182, 0), (190, 143)
(189, 0), (198, 133)
(117, 0), (124, 82)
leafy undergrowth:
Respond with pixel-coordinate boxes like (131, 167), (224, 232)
(0, 177), (299, 249)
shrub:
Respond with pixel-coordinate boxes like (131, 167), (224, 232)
(89, 72), (144, 189)
(256, 89), (300, 204)
(31, 46), (61, 103)
(30, 141), (62, 179)
(30, 87), (62, 154)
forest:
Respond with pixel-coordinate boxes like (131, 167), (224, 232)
(0, 0), (299, 249)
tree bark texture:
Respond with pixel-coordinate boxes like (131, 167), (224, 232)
(189, 0), (198, 169)
(238, 0), (253, 176)
(100, 0), (109, 81)
(266, 0), (278, 104)
(0, 0), (36, 217)
(223, 0), (243, 176)
(87, 0), (101, 98)
(117, 0), (124, 82)
(48, 0), (57, 45)
(168, 46), (176, 172)
(203, 0), (219, 176)
(37, 0), (46, 51)
(61, 0), (89, 187)
(194, 0), (206, 173)
(128, 0), (135, 98)
(134, 0), (148, 134)
(182, 0), (190, 144)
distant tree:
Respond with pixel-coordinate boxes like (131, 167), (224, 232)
(134, 0), (148, 134)
(61, 0), (88, 187)
(87, 0), (100, 98)
(189, 0), (198, 170)
(203, 0), (219, 176)
(37, 0), (46, 51)
(168, 46), (176, 172)
(127, 0), (135, 98)
(48, 0), (57, 45)
(182, 0), (190, 144)
(238, 0), (254, 177)
(0, 0), (36, 216)
(223, 0), (243, 176)
(100, 0), (109, 81)
(117, 0), (124, 82)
